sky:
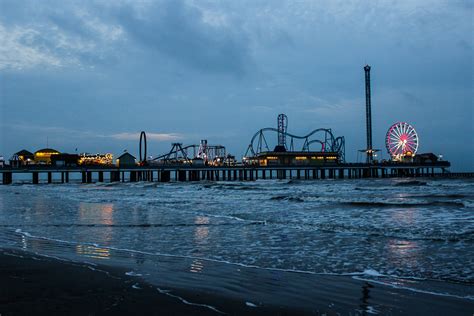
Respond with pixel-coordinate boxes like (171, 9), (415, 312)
(0, 0), (472, 170)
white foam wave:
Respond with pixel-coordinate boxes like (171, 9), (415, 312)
(156, 287), (225, 314)
(352, 276), (474, 301)
(463, 201), (474, 208)
(362, 269), (384, 277)
(125, 271), (143, 277)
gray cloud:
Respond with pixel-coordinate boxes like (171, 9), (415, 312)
(0, 0), (252, 75)
(109, 132), (182, 142)
(0, 1), (124, 70)
(114, 1), (251, 76)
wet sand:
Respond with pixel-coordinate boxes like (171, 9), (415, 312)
(0, 248), (472, 315)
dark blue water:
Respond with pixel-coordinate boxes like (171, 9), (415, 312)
(0, 177), (473, 311)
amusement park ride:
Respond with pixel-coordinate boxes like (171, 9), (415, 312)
(137, 111), (345, 167)
(385, 122), (419, 162)
(145, 140), (235, 166)
(243, 114), (345, 166)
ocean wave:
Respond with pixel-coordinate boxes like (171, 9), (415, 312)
(462, 201), (474, 208)
(202, 183), (266, 191)
(3, 221), (266, 228)
(394, 180), (427, 186)
(343, 201), (465, 208)
(260, 221), (474, 242)
(270, 195), (304, 202)
(354, 187), (393, 191)
(417, 194), (469, 199)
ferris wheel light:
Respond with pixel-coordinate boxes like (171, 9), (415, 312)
(385, 122), (419, 161)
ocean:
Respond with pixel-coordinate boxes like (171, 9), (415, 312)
(0, 177), (473, 314)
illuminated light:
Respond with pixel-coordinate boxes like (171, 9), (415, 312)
(266, 156), (278, 160)
(34, 149), (61, 164)
(36, 152), (59, 157)
(386, 122), (419, 161)
(295, 156), (307, 160)
(79, 153), (114, 165)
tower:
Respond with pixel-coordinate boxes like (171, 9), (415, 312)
(364, 65), (373, 163)
(277, 114), (288, 149)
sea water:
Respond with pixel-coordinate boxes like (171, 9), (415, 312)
(0, 177), (473, 311)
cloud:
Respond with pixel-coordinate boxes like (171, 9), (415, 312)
(0, 1), (124, 70)
(0, 0), (252, 75)
(1, 123), (182, 142)
(109, 132), (182, 142)
(115, 0), (251, 76)
(0, 24), (63, 70)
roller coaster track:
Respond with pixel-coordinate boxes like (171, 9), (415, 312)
(245, 127), (345, 162)
(151, 143), (226, 164)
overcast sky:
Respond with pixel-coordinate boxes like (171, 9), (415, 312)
(0, 0), (472, 170)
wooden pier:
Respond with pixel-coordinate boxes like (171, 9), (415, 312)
(0, 161), (466, 185)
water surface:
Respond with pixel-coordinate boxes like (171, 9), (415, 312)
(1, 178), (473, 312)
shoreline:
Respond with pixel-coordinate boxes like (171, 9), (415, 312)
(1, 248), (473, 315)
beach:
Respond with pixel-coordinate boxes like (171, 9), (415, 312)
(1, 248), (473, 315)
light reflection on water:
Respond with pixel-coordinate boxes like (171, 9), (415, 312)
(194, 216), (210, 243)
(78, 202), (114, 246)
(190, 258), (205, 273)
(75, 244), (110, 260)
(387, 239), (420, 271)
(390, 207), (418, 225)
(190, 216), (210, 273)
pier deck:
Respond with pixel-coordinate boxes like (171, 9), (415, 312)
(0, 161), (467, 185)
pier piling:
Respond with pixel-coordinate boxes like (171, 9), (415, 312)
(32, 172), (39, 184)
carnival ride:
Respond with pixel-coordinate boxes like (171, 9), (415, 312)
(244, 114), (346, 162)
(385, 122), (419, 161)
(148, 140), (235, 166)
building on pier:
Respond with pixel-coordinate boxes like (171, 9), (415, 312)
(51, 154), (80, 166)
(245, 151), (340, 167)
(116, 152), (136, 167)
(414, 153), (439, 164)
(34, 148), (60, 164)
(10, 149), (34, 167)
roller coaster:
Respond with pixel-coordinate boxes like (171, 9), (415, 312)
(150, 140), (235, 166)
(244, 114), (345, 162)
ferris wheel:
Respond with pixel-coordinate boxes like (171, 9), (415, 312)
(385, 122), (419, 160)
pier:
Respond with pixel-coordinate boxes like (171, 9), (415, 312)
(0, 161), (463, 185)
